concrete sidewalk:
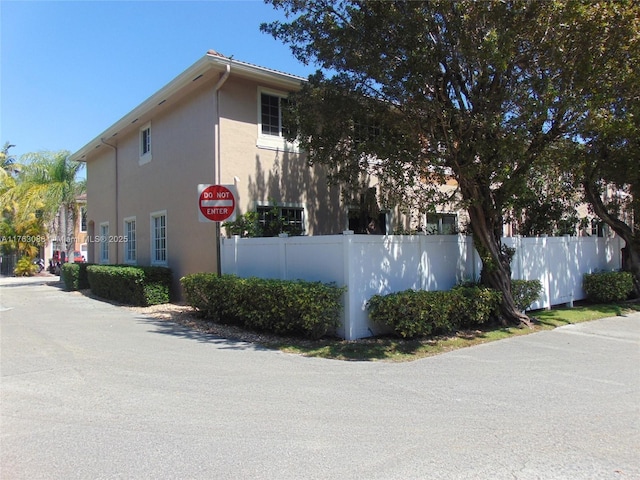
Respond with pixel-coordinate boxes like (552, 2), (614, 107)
(1, 280), (639, 479)
(0, 272), (60, 285)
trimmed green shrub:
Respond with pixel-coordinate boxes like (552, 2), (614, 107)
(368, 286), (502, 339)
(62, 263), (80, 290)
(451, 285), (503, 327)
(180, 274), (345, 339)
(61, 262), (94, 291)
(180, 273), (244, 323)
(139, 266), (173, 305)
(583, 271), (634, 303)
(239, 277), (344, 338)
(87, 265), (171, 306)
(367, 290), (454, 338)
(511, 279), (543, 312)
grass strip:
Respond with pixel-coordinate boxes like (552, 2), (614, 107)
(263, 301), (639, 362)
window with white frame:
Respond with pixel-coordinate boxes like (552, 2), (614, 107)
(256, 204), (305, 236)
(139, 122), (152, 164)
(99, 223), (109, 263)
(257, 88), (298, 151)
(425, 213), (458, 235)
(124, 217), (136, 264)
(151, 211), (167, 265)
(261, 92), (282, 136)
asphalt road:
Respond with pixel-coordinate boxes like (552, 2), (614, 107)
(1, 276), (639, 480)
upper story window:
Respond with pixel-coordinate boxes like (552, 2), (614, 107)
(139, 122), (152, 165)
(257, 88), (299, 151)
(261, 93), (282, 136)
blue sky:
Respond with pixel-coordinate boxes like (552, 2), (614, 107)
(1, 0), (316, 171)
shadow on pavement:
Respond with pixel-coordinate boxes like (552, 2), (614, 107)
(134, 315), (274, 352)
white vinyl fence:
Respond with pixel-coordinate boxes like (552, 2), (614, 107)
(220, 234), (624, 340)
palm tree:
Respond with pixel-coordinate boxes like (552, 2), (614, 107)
(0, 142), (19, 177)
(1, 150), (85, 260)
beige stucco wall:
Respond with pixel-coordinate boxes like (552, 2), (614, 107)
(85, 77), (219, 294)
(218, 77), (343, 234)
(84, 70), (346, 298)
(86, 147), (116, 264)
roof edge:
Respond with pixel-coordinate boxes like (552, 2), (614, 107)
(70, 53), (306, 162)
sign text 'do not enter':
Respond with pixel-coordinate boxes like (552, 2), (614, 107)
(198, 184), (236, 222)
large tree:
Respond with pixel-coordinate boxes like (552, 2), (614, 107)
(262, 0), (637, 325)
(567, 2), (640, 295)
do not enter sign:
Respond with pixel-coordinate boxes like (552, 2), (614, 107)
(198, 184), (237, 223)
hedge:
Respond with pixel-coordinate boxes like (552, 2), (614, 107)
(61, 262), (94, 291)
(511, 279), (543, 312)
(367, 285), (502, 338)
(583, 271), (634, 303)
(181, 273), (345, 339)
(180, 272), (243, 322)
(87, 265), (172, 306)
(451, 284), (503, 328)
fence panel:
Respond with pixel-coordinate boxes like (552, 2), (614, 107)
(221, 234), (624, 339)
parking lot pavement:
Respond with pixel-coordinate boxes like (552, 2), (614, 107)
(1, 280), (639, 480)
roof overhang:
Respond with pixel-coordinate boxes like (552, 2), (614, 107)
(70, 52), (305, 162)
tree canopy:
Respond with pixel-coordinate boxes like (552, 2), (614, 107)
(262, 0), (639, 324)
(1, 149), (85, 259)
(566, 1), (640, 294)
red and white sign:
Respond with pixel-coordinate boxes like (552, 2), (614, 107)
(198, 184), (237, 223)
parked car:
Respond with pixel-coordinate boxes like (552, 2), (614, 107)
(73, 251), (85, 263)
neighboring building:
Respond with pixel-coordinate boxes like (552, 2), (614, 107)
(44, 193), (88, 265)
(70, 51), (353, 293)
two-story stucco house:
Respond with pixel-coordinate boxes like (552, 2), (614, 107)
(70, 50), (355, 292)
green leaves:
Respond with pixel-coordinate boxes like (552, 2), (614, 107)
(181, 274), (345, 339)
(367, 286), (502, 339)
(86, 265), (172, 306)
(1, 149), (84, 258)
(264, 0), (640, 318)
(511, 279), (543, 312)
(583, 271), (634, 303)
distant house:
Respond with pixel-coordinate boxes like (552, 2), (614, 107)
(44, 193), (87, 266)
(70, 51), (356, 292)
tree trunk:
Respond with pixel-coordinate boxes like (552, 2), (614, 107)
(460, 180), (532, 327)
(65, 204), (76, 262)
(623, 243), (640, 297)
(583, 180), (640, 297)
